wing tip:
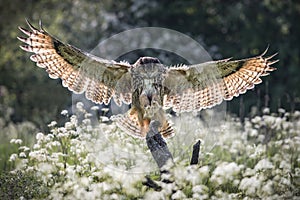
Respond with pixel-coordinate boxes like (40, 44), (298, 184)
(18, 26), (31, 36)
(267, 59), (279, 66)
(25, 18), (38, 32)
(260, 45), (270, 57)
(17, 36), (26, 43)
(19, 45), (30, 52)
(24, 18), (46, 33)
(265, 52), (278, 60)
(260, 46), (279, 69)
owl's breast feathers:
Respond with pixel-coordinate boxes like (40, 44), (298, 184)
(113, 58), (175, 138)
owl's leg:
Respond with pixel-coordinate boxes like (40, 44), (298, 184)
(144, 101), (161, 119)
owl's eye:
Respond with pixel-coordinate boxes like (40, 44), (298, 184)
(153, 83), (161, 90)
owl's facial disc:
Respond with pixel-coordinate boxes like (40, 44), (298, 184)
(139, 78), (161, 109)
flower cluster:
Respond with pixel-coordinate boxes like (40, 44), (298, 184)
(8, 105), (300, 199)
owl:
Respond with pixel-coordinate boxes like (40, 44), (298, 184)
(18, 20), (278, 138)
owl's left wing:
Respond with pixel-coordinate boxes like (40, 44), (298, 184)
(18, 20), (132, 106)
(163, 50), (278, 113)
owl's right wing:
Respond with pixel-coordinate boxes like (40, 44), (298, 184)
(163, 50), (278, 113)
(18, 20), (132, 106)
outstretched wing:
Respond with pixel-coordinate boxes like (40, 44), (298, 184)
(18, 20), (132, 106)
(163, 50), (278, 112)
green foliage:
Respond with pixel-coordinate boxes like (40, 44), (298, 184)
(0, 170), (49, 199)
(0, 118), (36, 172)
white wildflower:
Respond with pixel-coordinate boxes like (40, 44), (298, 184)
(251, 116), (261, 124)
(261, 180), (273, 196)
(70, 115), (78, 125)
(101, 107), (109, 112)
(33, 144), (40, 149)
(230, 140), (243, 154)
(79, 177), (90, 187)
(58, 170), (65, 176)
(38, 163), (54, 173)
(82, 118), (91, 125)
(16, 139), (22, 144)
(144, 191), (165, 200)
(257, 134), (265, 143)
(199, 165), (210, 179)
(211, 162), (241, 184)
(61, 109), (68, 116)
(239, 176), (261, 196)
(263, 107), (270, 114)
(110, 193), (120, 200)
(278, 108), (285, 114)
(275, 140), (283, 146)
(84, 113), (92, 118)
(36, 132), (44, 140)
(263, 115), (275, 127)
(19, 146), (30, 152)
(76, 102), (84, 109)
(279, 160), (291, 172)
(282, 121), (291, 130)
(294, 110), (300, 117)
(243, 168), (255, 177)
(171, 190), (186, 199)
(65, 122), (73, 129)
(48, 121), (57, 127)
(233, 179), (240, 186)
(249, 129), (258, 137)
(29, 151), (47, 162)
(57, 128), (68, 137)
(19, 152), (26, 158)
(51, 141), (61, 147)
(192, 185), (209, 199)
(9, 154), (18, 162)
(91, 106), (99, 111)
(10, 139), (23, 145)
(100, 116), (110, 122)
(254, 158), (274, 171)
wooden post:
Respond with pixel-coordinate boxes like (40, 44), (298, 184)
(146, 120), (173, 169)
(144, 121), (202, 190)
(190, 140), (201, 165)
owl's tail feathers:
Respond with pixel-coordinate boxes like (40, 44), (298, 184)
(111, 108), (149, 138)
(111, 109), (175, 139)
(159, 120), (175, 138)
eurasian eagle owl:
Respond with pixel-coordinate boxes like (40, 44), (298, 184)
(18, 20), (278, 138)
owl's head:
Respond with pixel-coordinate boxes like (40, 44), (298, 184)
(131, 57), (165, 108)
(133, 57), (161, 66)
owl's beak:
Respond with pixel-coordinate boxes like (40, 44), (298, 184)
(146, 92), (153, 104)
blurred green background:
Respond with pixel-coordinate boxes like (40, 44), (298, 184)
(0, 0), (299, 171)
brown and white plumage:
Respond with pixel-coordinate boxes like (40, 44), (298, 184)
(18, 20), (278, 139)
(18, 20), (132, 106)
(163, 51), (277, 113)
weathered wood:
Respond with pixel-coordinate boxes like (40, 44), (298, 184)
(190, 140), (201, 165)
(146, 120), (173, 169)
(144, 121), (202, 190)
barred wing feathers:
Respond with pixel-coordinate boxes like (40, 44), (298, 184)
(18, 20), (132, 106)
(164, 50), (277, 113)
